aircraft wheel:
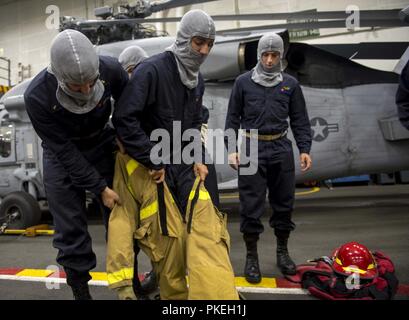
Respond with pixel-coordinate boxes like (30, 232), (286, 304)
(0, 191), (42, 229)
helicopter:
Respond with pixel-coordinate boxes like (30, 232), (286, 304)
(0, 0), (409, 230)
(59, 0), (220, 45)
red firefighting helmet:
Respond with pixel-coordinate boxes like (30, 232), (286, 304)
(332, 242), (378, 279)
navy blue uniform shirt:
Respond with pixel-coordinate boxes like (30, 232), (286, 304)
(225, 71), (312, 154)
(24, 56), (128, 194)
(113, 51), (204, 170)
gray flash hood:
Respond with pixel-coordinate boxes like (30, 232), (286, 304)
(166, 9), (216, 89)
(47, 29), (104, 114)
(118, 45), (149, 71)
(252, 33), (284, 88)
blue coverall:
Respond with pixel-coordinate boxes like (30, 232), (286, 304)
(225, 71), (312, 235)
(24, 56), (128, 285)
(113, 51), (206, 216)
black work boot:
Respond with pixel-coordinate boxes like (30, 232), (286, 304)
(275, 230), (297, 276)
(133, 270), (157, 299)
(132, 243), (153, 300)
(70, 282), (93, 300)
(243, 233), (262, 284)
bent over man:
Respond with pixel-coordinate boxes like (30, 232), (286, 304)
(225, 33), (312, 283)
(24, 30), (127, 299)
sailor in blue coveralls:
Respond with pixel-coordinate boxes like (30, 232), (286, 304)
(24, 30), (127, 299)
(225, 33), (312, 283)
(113, 10), (215, 217)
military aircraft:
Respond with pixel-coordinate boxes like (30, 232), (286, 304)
(1, 0), (409, 229)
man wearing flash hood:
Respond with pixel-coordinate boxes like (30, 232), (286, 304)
(24, 29), (128, 300)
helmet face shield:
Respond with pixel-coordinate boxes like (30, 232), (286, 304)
(332, 242), (378, 279)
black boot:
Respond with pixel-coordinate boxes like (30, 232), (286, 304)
(133, 270), (157, 299)
(275, 230), (296, 276)
(132, 242), (153, 299)
(243, 233), (261, 284)
(70, 282), (93, 300)
(139, 270), (158, 295)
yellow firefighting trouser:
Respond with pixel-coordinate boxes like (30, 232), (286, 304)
(106, 152), (238, 300)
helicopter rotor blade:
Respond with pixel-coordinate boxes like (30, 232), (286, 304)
(74, 8), (402, 26)
(150, 0), (219, 13)
(209, 9), (401, 21)
(217, 18), (406, 36)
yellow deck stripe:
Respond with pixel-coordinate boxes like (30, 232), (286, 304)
(235, 276), (277, 288)
(296, 187), (320, 196)
(3, 230), (26, 235)
(3, 229), (55, 235)
(220, 187), (320, 200)
(7, 269), (284, 288)
(16, 269), (54, 278)
(90, 272), (108, 281)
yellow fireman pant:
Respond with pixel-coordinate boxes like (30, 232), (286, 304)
(185, 178), (237, 299)
(106, 153), (238, 300)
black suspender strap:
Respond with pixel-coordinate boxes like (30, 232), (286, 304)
(157, 182), (168, 236)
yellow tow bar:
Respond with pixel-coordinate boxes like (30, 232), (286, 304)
(1, 224), (55, 237)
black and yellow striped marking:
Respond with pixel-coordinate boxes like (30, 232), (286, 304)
(0, 85), (10, 94)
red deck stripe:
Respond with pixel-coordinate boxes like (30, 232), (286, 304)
(0, 268), (23, 275)
(48, 270), (66, 278)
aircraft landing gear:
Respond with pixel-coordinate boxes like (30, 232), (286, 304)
(0, 191), (41, 232)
